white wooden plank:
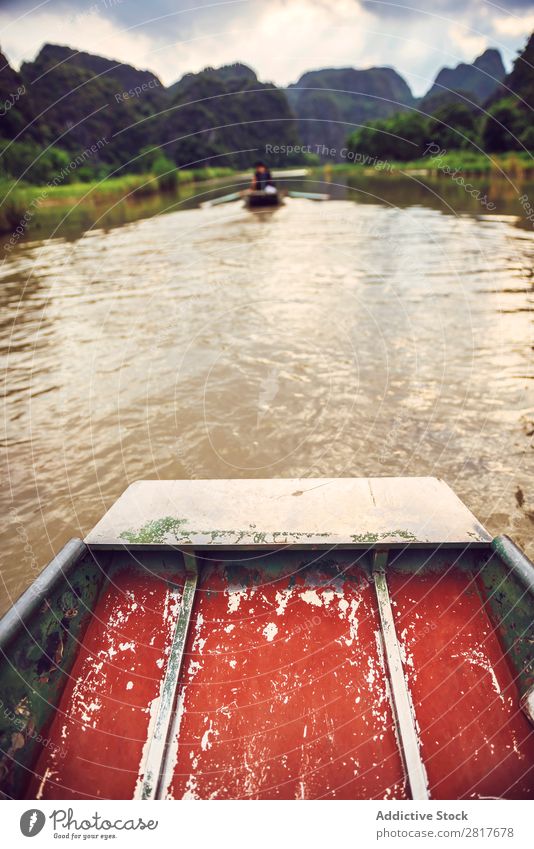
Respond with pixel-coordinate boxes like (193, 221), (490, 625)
(373, 554), (429, 800)
(85, 477), (490, 549)
(134, 554), (198, 800)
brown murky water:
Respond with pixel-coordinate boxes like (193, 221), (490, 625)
(1, 171), (533, 613)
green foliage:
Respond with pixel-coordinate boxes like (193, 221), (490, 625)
(346, 33), (534, 162)
(0, 35), (532, 192)
(504, 33), (534, 109)
(347, 111), (428, 161)
(0, 179), (28, 232)
(287, 66), (415, 156)
(519, 124), (534, 151)
(14, 44), (165, 171)
(0, 167), (246, 234)
(427, 102), (481, 149)
(0, 47), (306, 177)
(482, 99), (527, 153)
(132, 145), (163, 174)
(152, 153), (178, 192)
(129, 146), (179, 189)
(165, 69), (301, 168)
(347, 103), (484, 163)
(422, 49), (505, 107)
(0, 140), (73, 184)
(348, 88), (532, 163)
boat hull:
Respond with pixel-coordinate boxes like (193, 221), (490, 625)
(245, 190), (281, 208)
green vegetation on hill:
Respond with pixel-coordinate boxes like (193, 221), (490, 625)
(347, 35), (534, 162)
(162, 64), (301, 168)
(421, 48), (506, 110)
(287, 66), (415, 157)
(16, 44), (167, 167)
(491, 32), (534, 109)
(0, 33), (532, 205)
(1, 46), (301, 181)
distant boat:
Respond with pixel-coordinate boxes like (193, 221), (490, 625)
(0, 477), (533, 800)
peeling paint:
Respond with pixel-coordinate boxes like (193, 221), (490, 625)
(21, 548), (534, 803)
(275, 589), (292, 616)
(201, 719), (218, 752)
(300, 589), (323, 607)
(227, 589), (247, 613)
(262, 623), (278, 642)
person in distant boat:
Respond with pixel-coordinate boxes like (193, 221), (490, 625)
(251, 161), (276, 192)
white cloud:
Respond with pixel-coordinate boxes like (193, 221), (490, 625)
(446, 24), (489, 61)
(0, 9), (157, 73)
(162, 0), (377, 85)
(0, 0), (530, 96)
(140, 0), (515, 93)
(493, 13), (534, 37)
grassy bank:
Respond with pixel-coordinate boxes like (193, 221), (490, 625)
(0, 166), (235, 234)
(321, 151), (534, 178)
(395, 151), (533, 178)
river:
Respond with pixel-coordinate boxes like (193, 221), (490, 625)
(1, 170), (533, 612)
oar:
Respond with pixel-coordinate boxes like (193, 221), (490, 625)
(271, 169), (310, 178)
(206, 191), (242, 207)
(288, 190), (330, 201)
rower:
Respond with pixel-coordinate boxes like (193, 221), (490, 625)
(251, 161), (275, 192)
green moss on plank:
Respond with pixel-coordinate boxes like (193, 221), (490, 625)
(119, 517), (333, 546)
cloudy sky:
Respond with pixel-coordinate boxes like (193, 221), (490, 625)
(0, 0), (533, 95)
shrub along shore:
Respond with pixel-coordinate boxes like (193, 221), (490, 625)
(321, 150), (534, 178)
(0, 166), (235, 235)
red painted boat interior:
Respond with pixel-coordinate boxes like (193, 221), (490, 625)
(388, 567), (534, 799)
(165, 554), (407, 801)
(29, 555), (186, 800)
(29, 549), (534, 800)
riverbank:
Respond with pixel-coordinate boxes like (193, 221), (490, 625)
(2, 159), (533, 244)
(320, 151), (534, 179)
(0, 166), (235, 234)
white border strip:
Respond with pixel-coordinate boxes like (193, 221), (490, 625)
(373, 557), (430, 800)
(135, 554), (198, 800)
